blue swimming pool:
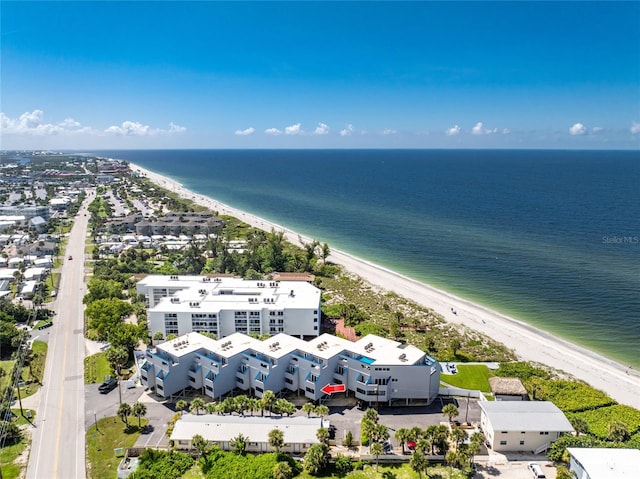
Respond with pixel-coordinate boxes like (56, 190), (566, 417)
(360, 356), (375, 365)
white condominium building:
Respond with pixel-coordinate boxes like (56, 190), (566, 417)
(136, 275), (322, 340)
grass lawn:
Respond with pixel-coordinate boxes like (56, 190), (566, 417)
(18, 340), (47, 399)
(86, 416), (148, 479)
(10, 409), (36, 425)
(181, 464), (206, 479)
(0, 440), (28, 479)
(440, 364), (493, 392)
(0, 359), (16, 392)
(84, 352), (112, 384)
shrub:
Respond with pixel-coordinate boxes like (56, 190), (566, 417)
(529, 379), (615, 412)
(571, 405), (640, 439)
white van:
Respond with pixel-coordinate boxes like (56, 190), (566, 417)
(527, 462), (546, 479)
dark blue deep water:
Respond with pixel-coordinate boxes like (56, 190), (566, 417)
(95, 149), (640, 367)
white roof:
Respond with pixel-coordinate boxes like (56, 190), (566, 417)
(479, 401), (574, 432)
(568, 448), (640, 478)
(143, 276), (320, 314)
(352, 334), (426, 365)
(170, 414), (324, 445)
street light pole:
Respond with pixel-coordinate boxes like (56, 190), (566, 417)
(94, 411), (99, 432)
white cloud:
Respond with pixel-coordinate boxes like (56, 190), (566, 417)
(264, 127), (282, 135)
(591, 127), (604, 134)
(285, 123), (302, 135)
(502, 128), (511, 135)
(471, 122), (498, 135)
(381, 129), (397, 135)
(340, 124), (354, 136)
(0, 110), (186, 139)
(105, 120), (186, 136)
(445, 125), (461, 136)
(169, 122), (187, 134)
(631, 121), (640, 134)
(234, 127), (255, 136)
(0, 109), (95, 135)
(569, 123), (587, 136)
(314, 123), (329, 135)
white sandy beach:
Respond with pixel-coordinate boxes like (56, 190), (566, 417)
(131, 163), (640, 409)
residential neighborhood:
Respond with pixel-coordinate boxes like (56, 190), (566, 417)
(0, 151), (638, 479)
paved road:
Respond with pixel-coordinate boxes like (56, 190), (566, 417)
(26, 192), (93, 479)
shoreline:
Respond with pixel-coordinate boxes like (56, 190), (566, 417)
(129, 162), (640, 409)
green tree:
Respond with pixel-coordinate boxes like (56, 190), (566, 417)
(607, 420), (630, 442)
(261, 390), (276, 416)
(190, 397), (206, 415)
(302, 402), (316, 417)
(570, 417), (590, 435)
(442, 404), (459, 424)
(83, 278), (124, 304)
(343, 430), (354, 448)
(175, 399), (188, 414)
(106, 345), (129, 375)
(410, 451), (429, 479)
(191, 433), (209, 458)
(334, 454), (353, 475)
(268, 428), (285, 453)
(273, 461), (293, 479)
(395, 427), (411, 454)
(450, 427), (467, 449)
(363, 407), (379, 424)
(132, 401), (147, 428)
(118, 403), (132, 426)
(314, 404), (329, 419)
(303, 442), (330, 475)
(369, 441), (384, 471)
(230, 432), (248, 454)
(316, 427), (330, 445)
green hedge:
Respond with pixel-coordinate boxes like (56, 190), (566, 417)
(529, 379), (615, 412)
(569, 405), (640, 439)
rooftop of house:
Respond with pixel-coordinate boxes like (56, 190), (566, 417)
(568, 448), (640, 478)
(479, 401), (574, 432)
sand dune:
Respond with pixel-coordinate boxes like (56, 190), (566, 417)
(131, 163), (640, 409)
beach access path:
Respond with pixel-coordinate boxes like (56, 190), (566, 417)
(131, 163), (640, 409)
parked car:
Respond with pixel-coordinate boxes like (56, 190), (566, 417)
(527, 462), (546, 479)
(68, 255), (73, 260)
(98, 378), (118, 394)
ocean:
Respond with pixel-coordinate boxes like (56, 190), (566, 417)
(95, 149), (640, 368)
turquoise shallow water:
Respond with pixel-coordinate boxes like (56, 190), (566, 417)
(96, 149), (640, 368)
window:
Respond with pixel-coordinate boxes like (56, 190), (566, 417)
(519, 440), (525, 445)
(305, 387), (314, 394)
(499, 440), (507, 446)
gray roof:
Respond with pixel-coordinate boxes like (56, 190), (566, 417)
(568, 448), (640, 478)
(479, 401), (574, 432)
(170, 414), (325, 445)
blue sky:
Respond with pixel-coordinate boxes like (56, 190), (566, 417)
(1, 1), (639, 149)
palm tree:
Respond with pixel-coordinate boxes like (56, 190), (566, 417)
(370, 423), (389, 444)
(261, 390), (276, 416)
(234, 395), (249, 416)
(205, 401), (218, 415)
(190, 397), (205, 415)
(369, 441), (384, 471)
(410, 451), (429, 479)
(302, 402), (316, 417)
(316, 427), (330, 445)
(442, 404), (459, 424)
(175, 399), (188, 414)
(230, 433), (248, 454)
(268, 428), (285, 453)
(395, 427), (411, 454)
(314, 404), (329, 419)
(191, 434), (209, 458)
(132, 401), (147, 428)
(363, 408), (379, 424)
(247, 397), (260, 416)
(118, 403), (132, 426)
(450, 427), (467, 450)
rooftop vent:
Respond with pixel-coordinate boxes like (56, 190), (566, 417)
(170, 275), (178, 280)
